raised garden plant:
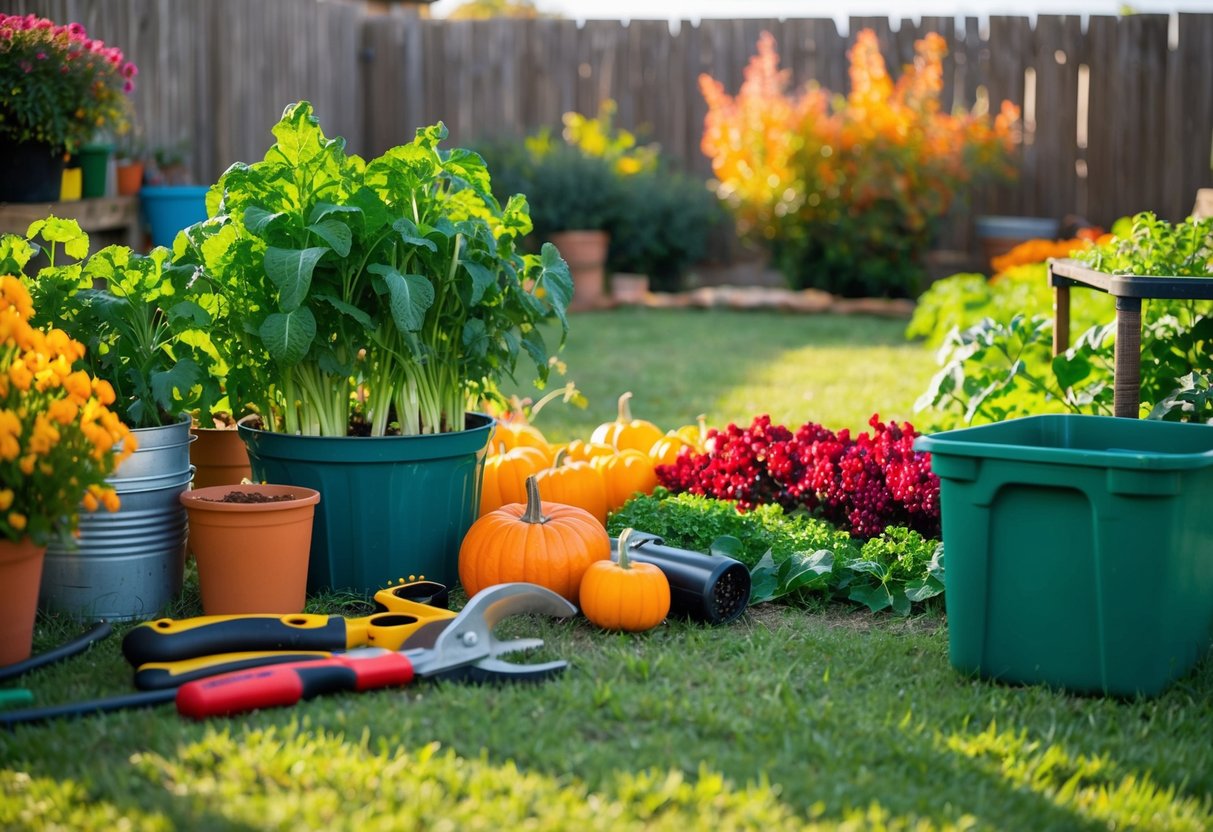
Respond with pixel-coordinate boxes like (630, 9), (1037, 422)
(180, 101), (573, 436)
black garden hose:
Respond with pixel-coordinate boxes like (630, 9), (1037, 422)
(0, 620), (113, 683)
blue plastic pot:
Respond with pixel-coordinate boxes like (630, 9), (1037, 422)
(140, 185), (209, 248)
(239, 414), (494, 595)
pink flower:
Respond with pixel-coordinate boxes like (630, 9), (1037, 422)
(122, 63), (137, 78)
(35, 51), (46, 60)
(123, 79), (133, 93)
(67, 22), (84, 37)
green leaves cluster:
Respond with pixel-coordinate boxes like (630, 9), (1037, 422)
(4, 217), (219, 428)
(609, 489), (944, 616)
(179, 101), (572, 436)
(914, 211), (1213, 429)
(1077, 212), (1213, 277)
(916, 314), (1115, 428)
(905, 265), (1114, 348)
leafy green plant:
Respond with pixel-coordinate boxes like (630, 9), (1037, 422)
(5, 217), (219, 428)
(608, 489), (943, 615)
(517, 144), (622, 235)
(906, 265), (1114, 348)
(178, 102), (571, 436)
(916, 314), (1114, 428)
(1151, 371), (1213, 422)
(1077, 212), (1213, 277)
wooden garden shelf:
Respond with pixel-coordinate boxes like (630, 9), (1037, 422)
(0, 196), (142, 250)
(1049, 258), (1213, 418)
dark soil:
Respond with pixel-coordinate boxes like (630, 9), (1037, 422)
(202, 491), (296, 503)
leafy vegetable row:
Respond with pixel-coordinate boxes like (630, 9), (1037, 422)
(609, 490), (943, 616)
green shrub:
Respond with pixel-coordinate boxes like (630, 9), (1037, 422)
(607, 170), (722, 292)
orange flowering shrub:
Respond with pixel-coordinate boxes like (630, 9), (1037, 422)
(700, 30), (1020, 297)
(990, 237), (1093, 277)
(0, 275), (134, 545)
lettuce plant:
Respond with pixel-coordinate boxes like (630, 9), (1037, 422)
(180, 102), (572, 436)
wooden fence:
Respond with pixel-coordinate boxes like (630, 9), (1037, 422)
(5, 1), (1213, 247)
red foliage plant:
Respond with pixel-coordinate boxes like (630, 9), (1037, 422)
(657, 414), (940, 540)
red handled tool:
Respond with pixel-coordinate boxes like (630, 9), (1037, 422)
(1, 583), (575, 727)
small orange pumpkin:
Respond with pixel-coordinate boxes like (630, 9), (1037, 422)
(590, 392), (663, 452)
(479, 444), (549, 515)
(593, 449), (658, 513)
(535, 450), (609, 525)
(579, 527), (670, 632)
(460, 475), (610, 602)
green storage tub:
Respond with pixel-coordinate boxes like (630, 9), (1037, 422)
(915, 415), (1213, 697)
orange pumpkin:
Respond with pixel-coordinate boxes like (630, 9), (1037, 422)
(479, 445), (548, 515)
(590, 392), (663, 452)
(492, 421), (554, 463)
(536, 450), (608, 525)
(563, 439), (617, 463)
(579, 527), (670, 632)
(460, 476), (610, 602)
(593, 449), (658, 512)
(648, 433), (697, 467)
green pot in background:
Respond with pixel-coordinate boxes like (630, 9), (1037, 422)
(238, 414), (494, 595)
(79, 143), (114, 199)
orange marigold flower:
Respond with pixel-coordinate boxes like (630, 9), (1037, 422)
(91, 378), (116, 406)
(8, 358), (33, 392)
(100, 489), (121, 512)
(19, 454), (36, 476)
(7, 511), (27, 531)
(47, 398), (79, 426)
(0, 489), (12, 511)
(64, 370), (92, 402)
(81, 491), (99, 512)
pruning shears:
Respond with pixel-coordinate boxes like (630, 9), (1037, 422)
(2, 583), (576, 727)
(122, 581), (455, 689)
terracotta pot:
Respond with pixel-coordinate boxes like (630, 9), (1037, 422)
(0, 538), (47, 667)
(116, 161), (145, 196)
(180, 484), (320, 615)
(610, 272), (650, 305)
(550, 230), (609, 312)
(190, 427), (253, 490)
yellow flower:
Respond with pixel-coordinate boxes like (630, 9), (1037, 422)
(81, 491), (99, 512)
(7, 512), (26, 531)
(100, 489), (120, 513)
(29, 416), (61, 455)
(18, 454), (35, 476)
(0, 489), (12, 511)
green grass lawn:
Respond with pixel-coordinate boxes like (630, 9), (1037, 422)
(498, 308), (938, 440)
(3, 309), (1212, 831)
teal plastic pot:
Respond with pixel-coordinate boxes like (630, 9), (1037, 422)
(239, 414), (493, 595)
(139, 185), (209, 248)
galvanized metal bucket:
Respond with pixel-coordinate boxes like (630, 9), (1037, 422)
(38, 415), (196, 621)
(112, 414), (194, 479)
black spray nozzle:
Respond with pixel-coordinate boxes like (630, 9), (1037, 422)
(610, 532), (750, 625)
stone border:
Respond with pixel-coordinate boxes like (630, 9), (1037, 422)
(591, 285), (915, 318)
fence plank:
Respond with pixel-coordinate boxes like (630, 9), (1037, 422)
(1, 3), (1210, 255)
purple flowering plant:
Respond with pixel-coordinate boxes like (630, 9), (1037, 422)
(0, 13), (138, 154)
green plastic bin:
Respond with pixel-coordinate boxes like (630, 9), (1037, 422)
(915, 415), (1213, 697)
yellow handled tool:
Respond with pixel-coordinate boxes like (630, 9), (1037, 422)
(122, 581), (456, 667)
